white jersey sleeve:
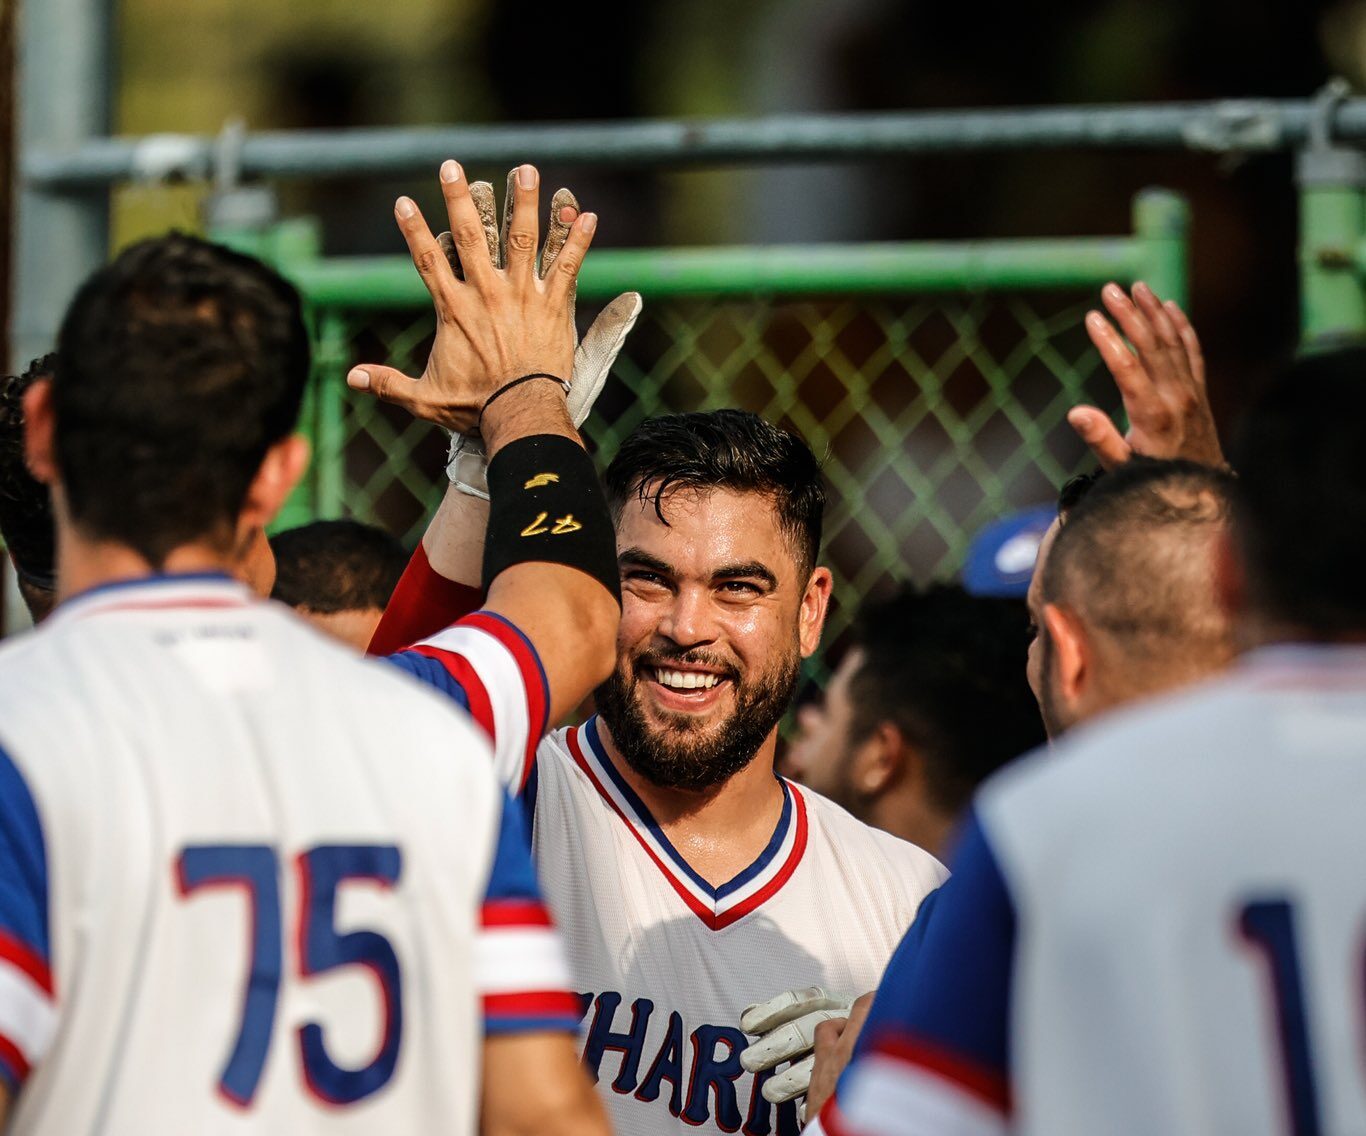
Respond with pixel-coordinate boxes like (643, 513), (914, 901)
(382, 610), (551, 793)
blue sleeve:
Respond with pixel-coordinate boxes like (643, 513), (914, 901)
(381, 652), (472, 714)
(851, 810), (1015, 1088)
(0, 743), (52, 1093)
(481, 788), (541, 906)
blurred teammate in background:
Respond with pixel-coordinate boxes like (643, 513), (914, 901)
(270, 518), (407, 651)
(784, 584), (1043, 859)
(0, 356), (58, 623)
(0, 158), (618, 1134)
(817, 345), (1366, 1136)
(352, 176), (946, 1136)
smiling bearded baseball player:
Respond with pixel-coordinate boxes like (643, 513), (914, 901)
(354, 177), (946, 1136)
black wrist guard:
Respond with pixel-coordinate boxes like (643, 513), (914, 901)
(482, 434), (621, 606)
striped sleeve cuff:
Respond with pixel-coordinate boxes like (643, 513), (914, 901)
(0, 931), (56, 1092)
(411, 611), (550, 793)
(476, 899), (580, 1036)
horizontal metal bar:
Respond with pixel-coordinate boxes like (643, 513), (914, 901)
(25, 98), (1366, 191)
(283, 238), (1144, 308)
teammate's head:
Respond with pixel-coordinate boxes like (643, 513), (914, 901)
(1224, 347), (1366, 639)
(28, 234), (311, 575)
(596, 410), (832, 792)
(1028, 457), (1235, 736)
(786, 584), (1044, 858)
(270, 519), (408, 652)
(0, 354), (58, 621)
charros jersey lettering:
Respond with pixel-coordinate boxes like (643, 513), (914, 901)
(823, 645), (1366, 1136)
(0, 575), (576, 1134)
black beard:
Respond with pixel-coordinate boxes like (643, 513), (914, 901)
(595, 647), (801, 792)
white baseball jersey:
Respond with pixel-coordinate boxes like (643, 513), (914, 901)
(822, 645), (1366, 1136)
(530, 719), (945, 1136)
(0, 575), (578, 1133)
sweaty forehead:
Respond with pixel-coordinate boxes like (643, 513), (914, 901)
(615, 486), (803, 580)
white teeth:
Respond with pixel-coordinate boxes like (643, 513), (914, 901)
(654, 669), (719, 691)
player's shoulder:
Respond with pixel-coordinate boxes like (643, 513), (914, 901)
(976, 669), (1256, 865)
(797, 782), (948, 886)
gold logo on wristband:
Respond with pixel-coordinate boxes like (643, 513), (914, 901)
(524, 473), (560, 489)
(521, 512), (583, 537)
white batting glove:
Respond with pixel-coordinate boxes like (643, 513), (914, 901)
(437, 180), (641, 499)
(739, 986), (855, 1119)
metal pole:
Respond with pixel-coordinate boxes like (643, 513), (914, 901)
(10, 0), (111, 371)
(23, 98), (1366, 190)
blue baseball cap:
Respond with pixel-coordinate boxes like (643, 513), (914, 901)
(961, 504), (1057, 598)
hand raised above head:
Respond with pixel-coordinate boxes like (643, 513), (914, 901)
(346, 161), (597, 436)
(1071, 281), (1225, 471)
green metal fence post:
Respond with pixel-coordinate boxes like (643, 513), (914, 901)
(1299, 83), (1366, 346)
(1132, 188), (1190, 307)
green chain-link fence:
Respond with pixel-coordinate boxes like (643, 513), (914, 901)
(223, 187), (1188, 679)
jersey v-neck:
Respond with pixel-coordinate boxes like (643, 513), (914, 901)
(564, 715), (808, 931)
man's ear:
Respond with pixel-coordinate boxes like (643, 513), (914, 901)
(798, 566), (834, 658)
(240, 435), (310, 532)
(850, 721), (908, 797)
(1042, 601), (1089, 704)
(22, 380), (57, 486)
(1213, 526), (1245, 623)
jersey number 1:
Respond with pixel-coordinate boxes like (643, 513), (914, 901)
(176, 843), (403, 1108)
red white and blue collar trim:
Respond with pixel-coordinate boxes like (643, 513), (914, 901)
(565, 716), (808, 931)
(49, 572), (254, 627)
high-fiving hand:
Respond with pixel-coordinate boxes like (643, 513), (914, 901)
(346, 161), (598, 441)
(1072, 282), (1225, 470)
(437, 173), (642, 498)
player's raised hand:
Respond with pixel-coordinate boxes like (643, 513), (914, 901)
(739, 986), (856, 1115)
(1070, 282), (1225, 470)
(435, 178), (641, 499)
(347, 161), (597, 437)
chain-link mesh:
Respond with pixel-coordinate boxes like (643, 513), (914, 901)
(310, 293), (1116, 680)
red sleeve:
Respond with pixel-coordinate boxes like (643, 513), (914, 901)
(366, 541), (484, 657)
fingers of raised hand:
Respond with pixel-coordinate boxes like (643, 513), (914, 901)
(1100, 281), (1156, 353)
(540, 188), (581, 279)
(503, 164), (541, 278)
(1131, 282), (1183, 353)
(1085, 309), (1147, 401)
(468, 180), (502, 269)
(347, 364), (420, 414)
(1067, 405), (1132, 471)
(395, 196), (459, 311)
(438, 160), (496, 288)
(1165, 299), (1207, 387)
(545, 211), (597, 308)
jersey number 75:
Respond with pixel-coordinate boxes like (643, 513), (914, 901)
(175, 843), (403, 1109)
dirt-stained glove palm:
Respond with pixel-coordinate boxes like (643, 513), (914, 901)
(739, 986), (855, 1120)
(439, 177), (641, 499)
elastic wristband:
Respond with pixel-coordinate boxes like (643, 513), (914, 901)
(482, 434), (621, 606)
(477, 373), (571, 431)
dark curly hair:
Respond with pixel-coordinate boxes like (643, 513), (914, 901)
(54, 233), (309, 566)
(0, 353), (57, 596)
(603, 409), (825, 574)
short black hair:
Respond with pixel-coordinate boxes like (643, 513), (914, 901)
(270, 519), (408, 613)
(1231, 347), (1366, 634)
(603, 410), (825, 573)
(1043, 456), (1234, 663)
(845, 584), (1045, 815)
(54, 234), (310, 566)
(0, 354), (57, 590)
